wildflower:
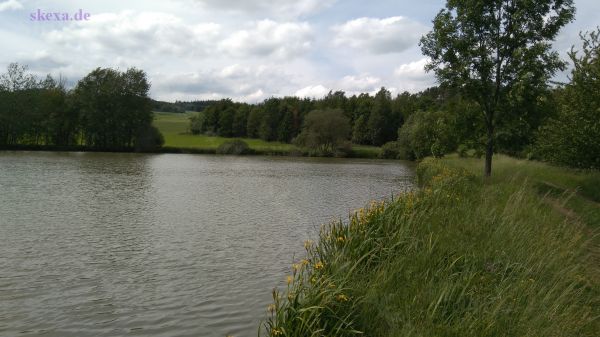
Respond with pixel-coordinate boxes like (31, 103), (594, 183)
(304, 240), (313, 249)
(292, 263), (300, 272)
(314, 261), (324, 270)
(286, 276), (293, 285)
(336, 294), (349, 302)
(311, 276), (317, 283)
(328, 282), (336, 288)
(267, 304), (276, 313)
(271, 328), (283, 336)
(301, 259), (309, 266)
(337, 236), (345, 243)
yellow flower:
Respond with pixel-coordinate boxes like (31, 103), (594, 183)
(314, 261), (324, 270)
(292, 263), (300, 272)
(271, 328), (283, 336)
(267, 304), (276, 313)
(301, 259), (309, 266)
(337, 236), (345, 243)
(304, 240), (313, 249)
(336, 294), (349, 302)
(286, 275), (293, 285)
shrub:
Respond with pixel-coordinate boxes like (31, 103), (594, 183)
(294, 109), (351, 157)
(397, 110), (457, 160)
(134, 125), (164, 152)
(379, 141), (411, 160)
(215, 139), (251, 155)
(457, 144), (469, 157)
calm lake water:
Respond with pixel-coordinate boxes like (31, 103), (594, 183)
(0, 152), (414, 337)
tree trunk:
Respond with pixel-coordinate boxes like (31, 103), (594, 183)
(484, 122), (494, 178)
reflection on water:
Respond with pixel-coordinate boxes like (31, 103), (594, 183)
(0, 152), (414, 337)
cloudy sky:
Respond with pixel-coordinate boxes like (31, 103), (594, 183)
(0, 0), (598, 102)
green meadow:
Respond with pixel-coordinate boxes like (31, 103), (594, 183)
(153, 112), (381, 157)
(263, 155), (600, 336)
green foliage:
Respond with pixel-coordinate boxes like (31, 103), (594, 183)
(536, 28), (600, 169)
(134, 125), (164, 152)
(398, 110), (457, 160)
(188, 88), (409, 148)
(73, 67), (155, 149)
(0, 64), (160, 150)
(215, 139), (251, 155)
(189, 112), (205, 135)
(263, 157), (599, 336)
(379, 141), (410, 160)
(0, 63), (74, 146)
(294, 109), (351, 157)
(420, 0), (575, 175)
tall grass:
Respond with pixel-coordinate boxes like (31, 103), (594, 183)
(261, 157), (599, 336)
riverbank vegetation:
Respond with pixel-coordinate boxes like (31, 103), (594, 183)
(262, 156), (599, 336)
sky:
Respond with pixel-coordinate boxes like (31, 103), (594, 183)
(0, 0), (598, 102)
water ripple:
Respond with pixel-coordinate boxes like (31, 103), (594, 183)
(0, 152), (413, 337)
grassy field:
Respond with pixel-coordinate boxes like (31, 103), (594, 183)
(262, 155), (599, 336)
(153, 112), (381, 157)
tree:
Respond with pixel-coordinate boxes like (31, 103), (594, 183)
(73, 67), (155, 149)
(420, 0), (575, 176)
(294, 109), (351, 156)
(536, 28), (600, 169)
(246, 106), (263, 138)
(368, 87), (393, 146)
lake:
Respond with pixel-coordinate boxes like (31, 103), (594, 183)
(0, 152), (414, 337)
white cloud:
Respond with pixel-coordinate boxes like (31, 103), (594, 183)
(0, 0), (22, 12)
(393, 58), (436, 92)
(219, 20), (313, 59)
(151, 63), (296, 102)
(394, 58), (430, 80)
(193, 0), (336, 17)
(44, 11), (220, 58)
(295, 85), (329, 98)
(339, 74), (381, 91)
(333, 16), (428, 54)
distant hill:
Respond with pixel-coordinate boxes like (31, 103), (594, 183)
(151, 99), (220, 113)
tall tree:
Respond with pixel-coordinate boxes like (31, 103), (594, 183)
(420, 0), (575, 176)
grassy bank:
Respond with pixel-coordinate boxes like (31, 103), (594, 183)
(153, 112), (381, 158)
(263, 155), (599, 336)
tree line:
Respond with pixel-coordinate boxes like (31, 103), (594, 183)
(152, 99), (219, 113)
(190, 88), (426, 147)
(0, 64), (163, 151)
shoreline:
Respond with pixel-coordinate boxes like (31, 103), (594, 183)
(0, 145), (382, 159)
